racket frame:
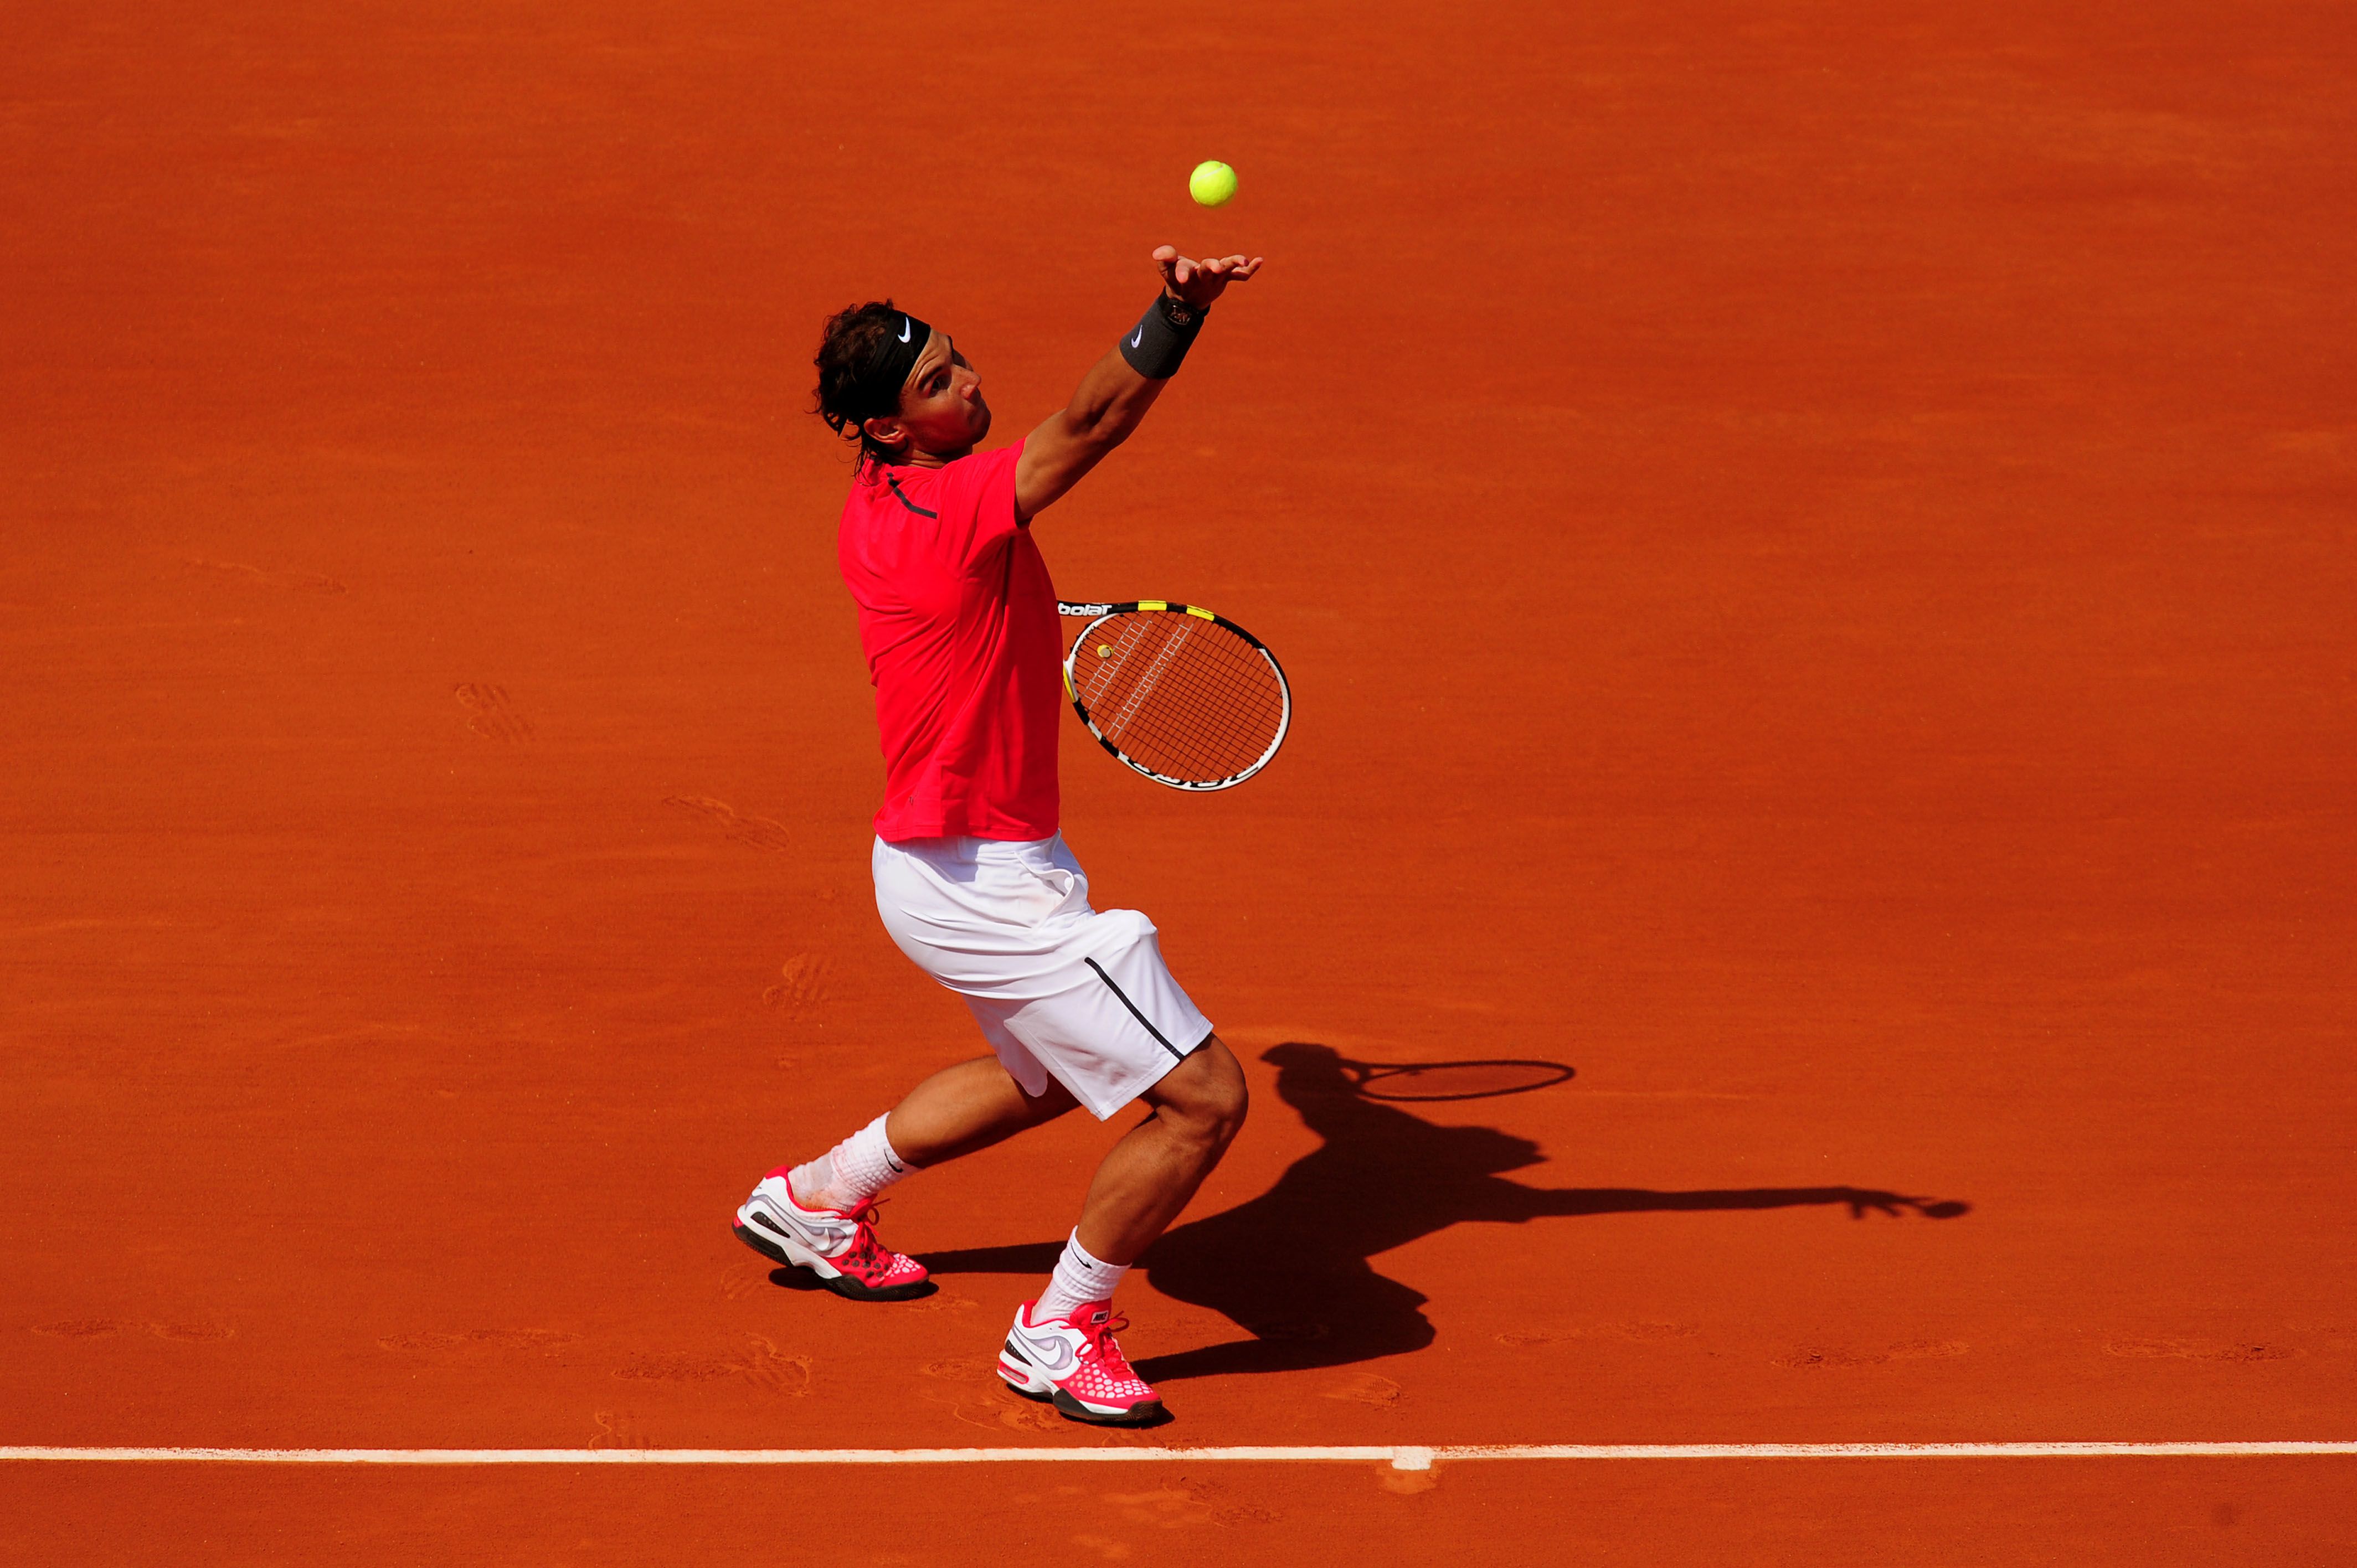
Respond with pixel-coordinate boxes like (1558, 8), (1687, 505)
(1056, 600), (1291, 792)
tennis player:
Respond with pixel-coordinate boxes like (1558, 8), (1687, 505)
(733, 245), (1264, 1426)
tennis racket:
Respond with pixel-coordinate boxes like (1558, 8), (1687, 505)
(1056, 600), (1291, 791)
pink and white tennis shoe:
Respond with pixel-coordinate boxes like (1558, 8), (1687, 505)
(733, 1166), (933, 1302)
(999, 1300), (1167, 1426)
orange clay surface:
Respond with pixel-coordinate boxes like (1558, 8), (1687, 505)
(4, 2), (2355, 1562)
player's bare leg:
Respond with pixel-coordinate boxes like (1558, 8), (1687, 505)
(734, 1057), (1075, 1301)
(853, 1037), (1245, 1251)
(884, 1056), (1079, 1168)
(1073, 1036), (1249, 1265)
(998, 1036), (1248, 1426)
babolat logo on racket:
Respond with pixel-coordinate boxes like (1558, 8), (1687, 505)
(1055, 600), (1290, 792)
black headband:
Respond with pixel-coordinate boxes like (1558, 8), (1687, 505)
(850, 311), (933, 424)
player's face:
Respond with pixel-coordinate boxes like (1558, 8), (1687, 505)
(894, 331), (990, 455)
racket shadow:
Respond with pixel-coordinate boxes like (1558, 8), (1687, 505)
(923, 1041), (1971, 1385)
(1346, 1057), (1576, 1102)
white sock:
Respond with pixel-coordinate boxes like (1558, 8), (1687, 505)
(1032, 1230), (1129, 1323)
(788, 1114), (908, 1211)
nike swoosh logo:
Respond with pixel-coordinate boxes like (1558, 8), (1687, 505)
(899, 318), (914, 343)
(749, 1198), (853, 1247)
(1010, 1326), (1076, 1374)
(1129, 327), (1144, 348)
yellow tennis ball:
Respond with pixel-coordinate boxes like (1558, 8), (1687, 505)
(1188, 160), (1238, 208)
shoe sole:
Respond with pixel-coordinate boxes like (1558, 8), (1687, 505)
(731, 1220), (935, 1302)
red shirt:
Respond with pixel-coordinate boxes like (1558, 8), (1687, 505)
(837, 440), (1063, 842)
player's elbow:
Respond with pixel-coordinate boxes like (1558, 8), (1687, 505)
(1062, 402), (1141, 454)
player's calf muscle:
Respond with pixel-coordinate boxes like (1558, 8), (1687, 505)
(886, 1057), (1076, 1166)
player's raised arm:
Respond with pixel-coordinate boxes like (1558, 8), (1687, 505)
(1014, 246), (1263, 522)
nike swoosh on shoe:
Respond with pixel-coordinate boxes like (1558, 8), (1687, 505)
(748, 1198), (855, 1249)
(1010, 1328), (1077, 1374)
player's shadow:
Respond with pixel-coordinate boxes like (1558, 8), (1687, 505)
(919, 1041), (1970, 1383)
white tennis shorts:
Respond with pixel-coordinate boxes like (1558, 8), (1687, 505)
(872, 833), (1213, 1120)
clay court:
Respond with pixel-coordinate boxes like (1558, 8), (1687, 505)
(5, 1), (2354, 1561)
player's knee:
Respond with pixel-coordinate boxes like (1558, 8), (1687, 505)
(1193, 1075), (1248, 1151)
(1157, 1036), (1248, 1150)
(1206, 1053), (1248, 1143)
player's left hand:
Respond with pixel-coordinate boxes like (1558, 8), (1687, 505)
(1155, 246), (1264, 310)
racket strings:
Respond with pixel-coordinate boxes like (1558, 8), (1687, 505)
(1079, 621), (1278, 776)
(1072, 612), (1285, 782)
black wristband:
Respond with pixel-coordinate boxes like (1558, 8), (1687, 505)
(1119, 292), (1206, 380)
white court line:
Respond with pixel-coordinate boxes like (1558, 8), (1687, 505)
(3, 1443), (2354, 1472)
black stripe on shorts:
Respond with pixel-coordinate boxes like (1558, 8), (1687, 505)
(1083, 957), (1187, 1062)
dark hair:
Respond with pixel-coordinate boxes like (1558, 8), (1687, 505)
(815, 300), (912, 469)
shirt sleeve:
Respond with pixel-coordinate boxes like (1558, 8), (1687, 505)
(935, 440), (1026, 576)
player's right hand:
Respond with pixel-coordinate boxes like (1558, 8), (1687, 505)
(1154, 246), (1263, 311)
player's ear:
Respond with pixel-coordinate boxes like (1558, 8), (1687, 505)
(861, 415), (907, 453)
